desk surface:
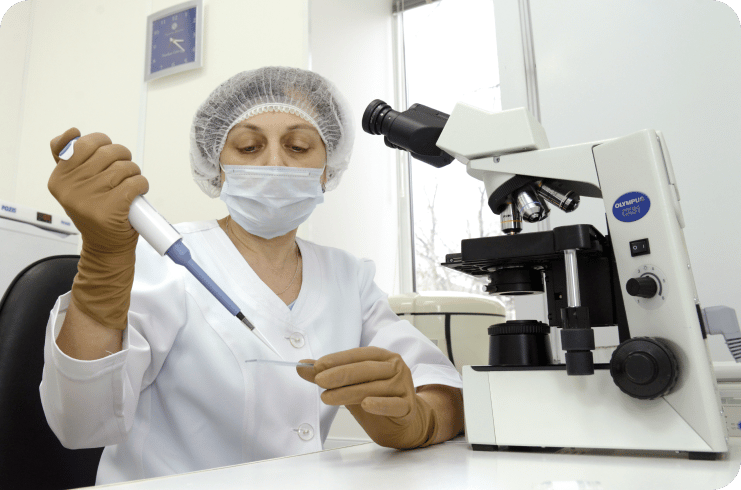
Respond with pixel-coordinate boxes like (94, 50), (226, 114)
(95, 438), (741, 490)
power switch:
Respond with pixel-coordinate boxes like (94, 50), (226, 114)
(630, 239), (650, 257)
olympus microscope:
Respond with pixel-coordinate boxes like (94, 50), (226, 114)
(362, 100), (730, 459)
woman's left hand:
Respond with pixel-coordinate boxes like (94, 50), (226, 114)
(297, 346), (439, 449)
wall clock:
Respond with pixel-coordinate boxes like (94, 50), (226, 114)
(145, 0), (203, 81)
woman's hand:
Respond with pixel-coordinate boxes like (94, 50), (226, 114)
(49, 128), (147, 255)
(297, 346), (450, 449)
(49, 128), (148, 331)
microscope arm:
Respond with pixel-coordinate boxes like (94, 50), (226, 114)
(436, 102), (606, 200)
(467, 141), (607, 200)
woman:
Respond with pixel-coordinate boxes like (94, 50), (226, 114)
(41, 67), (463, 485)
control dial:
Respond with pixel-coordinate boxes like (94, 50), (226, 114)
(626, 276), (659, 298)
(609, 337), (679, 400)
(629, 265), (667, 311)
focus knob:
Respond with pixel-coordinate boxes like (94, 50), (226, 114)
(626, 276), (658, 298)
(610, 337), (679, 399)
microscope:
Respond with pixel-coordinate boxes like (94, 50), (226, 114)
(362, 100), (729, 459)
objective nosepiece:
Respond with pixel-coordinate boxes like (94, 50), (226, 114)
(500, 201), (522, 235)
(537, 180), (580, 213)
(516, 187), (550, 223)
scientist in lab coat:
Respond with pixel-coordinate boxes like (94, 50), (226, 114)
(40, 66), (463, 485)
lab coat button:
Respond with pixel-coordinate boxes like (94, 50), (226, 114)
(295, 423), (314, 441)
(288, 332), (305, 348)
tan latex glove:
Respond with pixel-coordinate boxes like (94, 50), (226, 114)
(48, 128), (149, 330)
(297, 346), (439, 449)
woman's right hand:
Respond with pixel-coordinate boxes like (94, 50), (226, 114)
(49, 128), (149, 254)
(48, 128), (149, 331)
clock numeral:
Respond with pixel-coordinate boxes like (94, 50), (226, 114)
(154, 30), (159, 35)
(173, 14), (178, 20)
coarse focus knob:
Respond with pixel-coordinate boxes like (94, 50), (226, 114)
(609, 337), (679, 400)
(626, 276), (658, 298)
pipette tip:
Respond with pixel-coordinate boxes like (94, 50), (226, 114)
(237, 312), (255, 330)
(245, 359), (315, 368)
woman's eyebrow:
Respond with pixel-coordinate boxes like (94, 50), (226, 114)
(234, 123), (263, 132)
(233, 122), (317, 133)
(288, 124), (319, 132)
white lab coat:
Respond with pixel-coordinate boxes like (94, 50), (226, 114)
(40, 220), (462, 485)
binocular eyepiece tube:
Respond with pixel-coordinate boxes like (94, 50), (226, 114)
(361, 99), (455, 168)
(362, 100), (399, 137)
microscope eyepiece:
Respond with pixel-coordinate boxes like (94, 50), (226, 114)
(362, 100), (399, 136)
(361, 99), (455, 168)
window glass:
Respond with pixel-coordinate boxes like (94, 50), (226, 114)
(402, 0), (513, 317)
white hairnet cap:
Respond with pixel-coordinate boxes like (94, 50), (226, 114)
(190, 66), (355, 197)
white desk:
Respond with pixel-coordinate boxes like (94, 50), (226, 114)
(94, 438), (741, 490)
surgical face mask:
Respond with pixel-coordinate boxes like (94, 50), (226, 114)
(219, 165), (325, 239)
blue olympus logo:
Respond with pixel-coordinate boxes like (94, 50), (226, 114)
(61, 220), (71, 226)
(1, 205), (17, 213)
(613, 192), (650, 223)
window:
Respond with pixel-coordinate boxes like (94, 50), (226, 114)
(398, 0), (513, 317)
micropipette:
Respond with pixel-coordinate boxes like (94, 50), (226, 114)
(245, 360), (314, 368)
(58, 137), (280, 356)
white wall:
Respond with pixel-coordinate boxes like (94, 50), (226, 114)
(494, 0), (741, 359)
(1, 0), (310, 238)
(142, 0), (310, 225)
(300, 0), (399, 293)
(1, 0), (402, 292)
(0, 1), (32, 203)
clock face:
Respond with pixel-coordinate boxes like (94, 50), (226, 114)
(150, 7), (197, 75)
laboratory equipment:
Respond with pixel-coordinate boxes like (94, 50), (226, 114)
(714, 361), (741, 439)
(704, 306), (741, 362)
(389, 292), (505, 373)
(58, 138), (278, 355)
(363, 100), (733, 459)
(0, 199), (79, 297)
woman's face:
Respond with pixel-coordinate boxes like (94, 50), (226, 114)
(220, 111), (327, 183)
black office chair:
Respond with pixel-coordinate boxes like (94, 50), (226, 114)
(0, 255), (103, 489)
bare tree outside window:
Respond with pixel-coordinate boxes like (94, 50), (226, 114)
(414, 183), (515, 318)
(402, 0), (513, 318)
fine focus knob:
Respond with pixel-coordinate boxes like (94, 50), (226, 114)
(610, 337), (679, 400)
(626, 276), (658, 298)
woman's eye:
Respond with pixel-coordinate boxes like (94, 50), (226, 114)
(239, 145), (258, 153)
(289, 145), (308, 153)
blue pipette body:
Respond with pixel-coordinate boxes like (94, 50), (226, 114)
(57, 136), (259, 334)
(164, 241), (256, 329)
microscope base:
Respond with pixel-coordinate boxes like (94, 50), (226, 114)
(462, 365), (728, 456)
(469, 443), (723, 460)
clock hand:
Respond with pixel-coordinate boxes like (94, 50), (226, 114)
(171, 38), (185, 52)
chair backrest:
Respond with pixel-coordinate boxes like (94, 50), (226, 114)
(0, 255), (103, 489)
